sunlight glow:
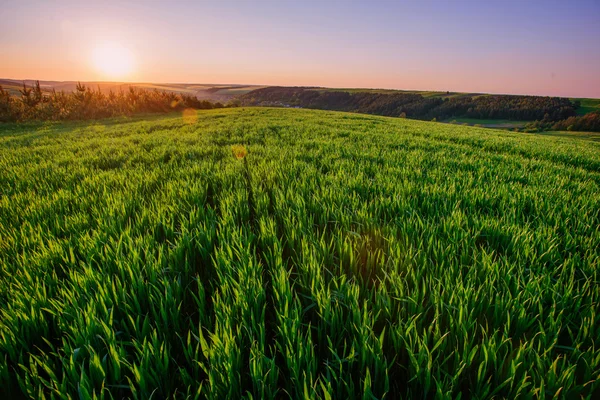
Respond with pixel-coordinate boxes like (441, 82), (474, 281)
(91, 42), (134, 78)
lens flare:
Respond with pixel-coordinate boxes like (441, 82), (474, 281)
(231, 144), (247, 159)
(182, 108), (198, 124)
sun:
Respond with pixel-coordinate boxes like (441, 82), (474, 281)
(91, 42), (134, 79)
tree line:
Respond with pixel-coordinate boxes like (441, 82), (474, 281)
(239, 87), (580, 126)
(3, 83), (596, 132)
(0, 81), (225, 122)
(550, 112), (600, 132)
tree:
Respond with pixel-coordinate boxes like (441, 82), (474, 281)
(20, 82), (38, 108)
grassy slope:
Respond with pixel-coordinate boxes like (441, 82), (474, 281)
(315, 87), (477, 98)
(573, 98), (600, 115)
(538, 130), (600, 142)
(442, 117), (529, 128)
(0, 108), (599, 398)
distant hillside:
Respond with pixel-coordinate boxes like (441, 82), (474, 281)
(0, 79), (264, 103)
(3, 79), (599, 130)
(239, 86), (577, 122)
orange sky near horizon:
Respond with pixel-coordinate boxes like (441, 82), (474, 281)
(1, 0), (599, 98)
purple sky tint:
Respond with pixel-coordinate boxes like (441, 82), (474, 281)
(1, 0), (599, 97)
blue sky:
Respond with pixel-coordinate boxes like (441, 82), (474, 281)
(1, 0), (599, 97)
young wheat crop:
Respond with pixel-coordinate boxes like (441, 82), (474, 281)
(0, 108), (599, 399)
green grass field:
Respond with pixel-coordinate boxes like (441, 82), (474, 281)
(1, 108), (599, 399)
(573, 98), (600, 116)
(537, 130), (600, 142)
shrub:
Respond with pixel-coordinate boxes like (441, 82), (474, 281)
(0, 81), (224, 122)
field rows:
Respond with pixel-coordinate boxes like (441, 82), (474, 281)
(1, 108), (599, 398)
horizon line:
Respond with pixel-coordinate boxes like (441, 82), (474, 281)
(1, 76), (597, 100)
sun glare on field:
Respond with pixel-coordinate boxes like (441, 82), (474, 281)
(91, 42), (134, 78)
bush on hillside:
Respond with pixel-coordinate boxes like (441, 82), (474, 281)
(0, 81), (224, 122)
(552, 112), (600, 132)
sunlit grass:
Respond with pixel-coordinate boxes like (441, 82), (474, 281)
(0, 107), (599, 398)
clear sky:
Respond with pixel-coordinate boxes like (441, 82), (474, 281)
(1, 0), (599, 97)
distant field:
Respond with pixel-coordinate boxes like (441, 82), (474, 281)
(536, 130), (600, 142)
(133, 83), (200, 94)
(444, 117), (528, 128)
(315, 87), (478, 98)
(213, 86), (267, 95)
(0, 81), (23, 96)
(573, 98), (600, 115)
(1, 108), (599, 398)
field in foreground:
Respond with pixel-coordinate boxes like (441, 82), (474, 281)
(1, 108), (599, 399)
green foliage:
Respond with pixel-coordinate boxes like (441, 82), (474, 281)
(240, 87), (578, 122)
(0, 108), (599, 399)
(0, 81), (223, 123)
(553, 112), (600, 132)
